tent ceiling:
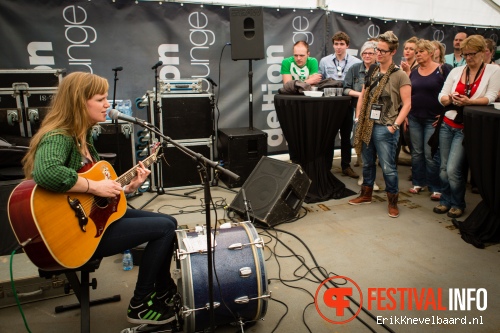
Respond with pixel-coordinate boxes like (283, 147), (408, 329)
(141, 0), (500, 28)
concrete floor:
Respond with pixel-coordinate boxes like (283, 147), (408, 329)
(1, 153), (499, 333)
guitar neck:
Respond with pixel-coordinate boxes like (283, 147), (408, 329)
(116, 151), (158, 187)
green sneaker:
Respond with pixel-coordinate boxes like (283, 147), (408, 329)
(156, 286), (178, 307)
(127, 292), (175, 325)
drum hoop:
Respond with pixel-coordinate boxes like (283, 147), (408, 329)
(240, 222), (267, 321)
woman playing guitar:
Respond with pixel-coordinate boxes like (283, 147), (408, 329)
(14, 72), (177, 326)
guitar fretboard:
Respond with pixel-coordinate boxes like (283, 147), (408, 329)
(115, 145), (159, 187)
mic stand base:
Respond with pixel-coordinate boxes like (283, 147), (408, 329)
(139, 189), (196, 210)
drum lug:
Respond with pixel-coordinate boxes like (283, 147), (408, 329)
(176, 249), (188, 260)
(234, 291), (271, 304)
(182, 302), (220, 318)
(239, 267), (252, 277)
(228, 238), (264, 250)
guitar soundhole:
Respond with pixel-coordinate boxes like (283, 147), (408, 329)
(94, 196), (110, 209)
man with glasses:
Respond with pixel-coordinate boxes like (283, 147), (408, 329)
(349, 31), (412, 218)
(444, 32), (468, 68)
(319, 31), (362, 179)
(281, 40), (322, 85)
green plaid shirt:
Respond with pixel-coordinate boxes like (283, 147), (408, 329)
(32, 130), (100, 192)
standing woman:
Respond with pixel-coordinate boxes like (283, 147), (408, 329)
(349, 31), (412, 218)
(343, 40), (380, 190)
(407, 39), (450, 201)
(431, 41), (454, 71)
(22, 72), (178, 325)
(484, 39), (498, 65)
(400, 37), (419, 75)
(434, 35), (500, 218)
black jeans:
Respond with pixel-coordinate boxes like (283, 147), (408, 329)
(93, 209), (177, 300)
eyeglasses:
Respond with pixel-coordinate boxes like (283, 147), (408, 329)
(461, 52), (478, 58)
(375, 48), (391, 55)
(362, 52), (375, 56)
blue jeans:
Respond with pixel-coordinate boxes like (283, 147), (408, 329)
(438, 122), (466, 210)
(93, 209), (178, 300)
(408, 114), (441, 193)
(361, 124), (400, 194)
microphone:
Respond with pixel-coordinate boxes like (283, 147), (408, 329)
(112, 66), (123, 71)
(206, 77), (218, 87)
(108, 109), (150, 126)
(151, 61), (163, 70)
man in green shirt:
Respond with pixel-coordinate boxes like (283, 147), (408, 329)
(281, 40), (322, 85)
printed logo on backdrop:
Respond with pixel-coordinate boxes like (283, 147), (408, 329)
(292, 16), (313, 45)
(489, 34), (498, 43)
(433, 30), (445, 42)
(433, 30), (446, 53)
(27, 5), (97, 71)
(367, 24), (380, 39)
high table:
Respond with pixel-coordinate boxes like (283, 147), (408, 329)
(456, 105), (500, 248)
(274, 94), (356, 203)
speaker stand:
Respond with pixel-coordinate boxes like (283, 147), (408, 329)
(247, 60), (254, 130)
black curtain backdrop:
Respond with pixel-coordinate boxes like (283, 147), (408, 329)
(1, 1), (498, 154)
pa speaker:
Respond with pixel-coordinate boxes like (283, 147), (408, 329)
(229, 7), (265, 60)
(218, 127), (267, 188)
(229, 157), (311, 226)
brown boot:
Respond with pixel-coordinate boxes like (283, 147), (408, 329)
(387, 192), (399, 218)
(349, 185), (373, 205)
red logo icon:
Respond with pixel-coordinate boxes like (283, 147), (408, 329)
(315, 276), (363, 324)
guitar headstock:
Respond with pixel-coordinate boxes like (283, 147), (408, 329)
(150, 142), (161, 155)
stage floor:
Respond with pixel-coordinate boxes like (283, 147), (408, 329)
(1, 152), (498, 333)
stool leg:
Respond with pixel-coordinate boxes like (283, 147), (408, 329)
(80, 271), (91, 333)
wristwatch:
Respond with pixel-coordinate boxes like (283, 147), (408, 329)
(392, 123), (400, 130)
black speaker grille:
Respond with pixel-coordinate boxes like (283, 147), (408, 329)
(245, 175), (279, 212)
(229, 157), (311, 226)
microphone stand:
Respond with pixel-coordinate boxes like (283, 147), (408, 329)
(111, 67), (122, 175)
(138, 121), (240, 333)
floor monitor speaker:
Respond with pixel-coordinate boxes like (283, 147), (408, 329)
(229, 157), (311, 226)
(229, 7), (265, 60)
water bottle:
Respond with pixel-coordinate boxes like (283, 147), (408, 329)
(122, 249), (133, 271)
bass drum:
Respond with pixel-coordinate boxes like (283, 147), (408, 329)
(175, 222), (269, 333)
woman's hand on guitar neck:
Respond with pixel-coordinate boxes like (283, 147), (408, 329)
(125, 161), (151, 194)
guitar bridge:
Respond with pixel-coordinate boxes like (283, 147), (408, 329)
(67, 196), (88, 232)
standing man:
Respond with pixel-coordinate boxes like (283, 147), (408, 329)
(444, 32), (467, 68)
(319, 31), (362, 179)
(281, 40), (322, 85)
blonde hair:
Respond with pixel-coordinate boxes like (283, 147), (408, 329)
(431, 40), (446, 64)
(415, 39), (435, 55)
(22, 72), (109, 178)
(404, 36), (419, 47)
(460, 35), (487, 53)
(378, 31), (399, 51)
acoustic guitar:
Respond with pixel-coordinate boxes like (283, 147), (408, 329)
(7, 142), (162, 271)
